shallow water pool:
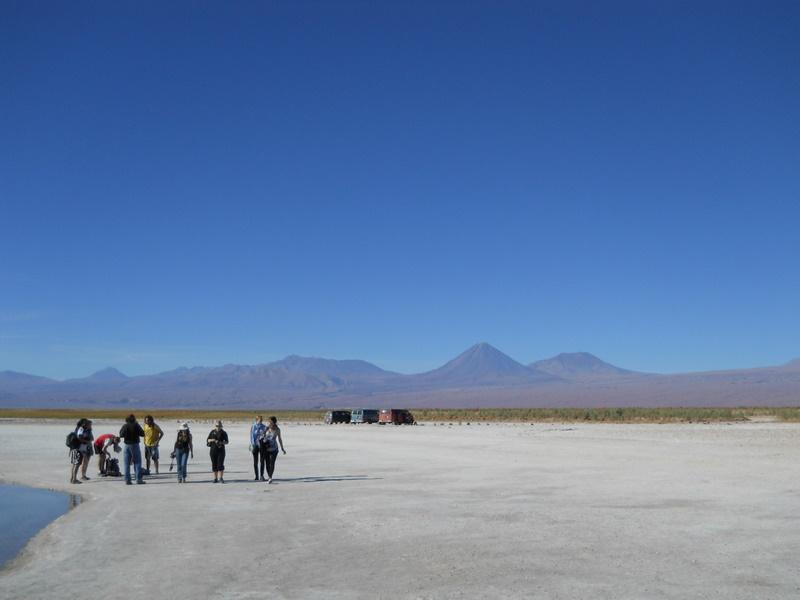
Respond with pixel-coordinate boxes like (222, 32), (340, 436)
(0, 484), (80, 569)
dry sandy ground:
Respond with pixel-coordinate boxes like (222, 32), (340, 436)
(0, 420), (798, 599)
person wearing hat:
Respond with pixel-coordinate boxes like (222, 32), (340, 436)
(206, 420), (229, 483)
(171, 423), (194, 483)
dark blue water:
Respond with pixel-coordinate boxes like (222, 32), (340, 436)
(0, 484), (81, 569)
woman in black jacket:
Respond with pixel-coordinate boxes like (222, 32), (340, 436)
(206, 420), (229, 483)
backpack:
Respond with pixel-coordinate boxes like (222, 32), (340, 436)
(66, 431), (80, 449)
(105, 458), (121, 477)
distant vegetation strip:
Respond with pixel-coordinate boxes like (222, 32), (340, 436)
(1, 407), (799, 422)
(410, 407), (800, 422)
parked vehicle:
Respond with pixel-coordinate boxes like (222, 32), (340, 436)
(378, 409), (416, 425)
(324, 410), (352, 424)
(350, 409), (379, 424)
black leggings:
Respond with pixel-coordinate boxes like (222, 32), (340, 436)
(266, 450), (278, 478)
(252, 445), (266, 477)
(210, 446), (225, 472)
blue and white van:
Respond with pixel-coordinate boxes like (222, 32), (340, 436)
(350, 409), (379, 424)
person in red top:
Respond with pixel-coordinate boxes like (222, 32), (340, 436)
(93, 433), (121, 476)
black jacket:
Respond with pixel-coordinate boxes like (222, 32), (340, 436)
(207, 429), (228, 449)
(119, 422), (145, 444)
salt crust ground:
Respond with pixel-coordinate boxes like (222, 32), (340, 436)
(0, 420), (798, 600)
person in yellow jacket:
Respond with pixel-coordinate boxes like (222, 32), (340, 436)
(143, 415), (164, 475)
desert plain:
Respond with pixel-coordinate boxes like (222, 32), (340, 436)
(0, 419), (798, 599)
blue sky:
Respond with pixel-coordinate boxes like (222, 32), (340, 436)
(1, 1), (799, 379)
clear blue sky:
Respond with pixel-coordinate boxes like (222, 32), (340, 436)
(1, 1), (798, 379)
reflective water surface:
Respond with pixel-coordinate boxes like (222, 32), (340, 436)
(0, 484), (81, 569)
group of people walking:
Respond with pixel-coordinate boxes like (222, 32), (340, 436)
(67, 414), (286, 485)
(249, 415), (286, 483)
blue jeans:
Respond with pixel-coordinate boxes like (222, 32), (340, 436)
(124, 443), (142, 482)
(176, 448), (189, 480)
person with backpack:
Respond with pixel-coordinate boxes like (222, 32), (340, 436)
(261, 416), (287, 484)
(119, 414), (146, 485)
(171, 422), (194, 483)
(76, 419), (94, 481)
(143, 415), (164, 475)
(67, 418), (88, 484)
(93, 433), (121, 476)
(250, 415), (267, 481)
(206, 420), (229, 483)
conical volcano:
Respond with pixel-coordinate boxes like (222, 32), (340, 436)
(87, 367), (129, 381)
(417, 342), (556, 386)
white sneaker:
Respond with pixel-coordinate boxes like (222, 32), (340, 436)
(267, 478), (272, 484)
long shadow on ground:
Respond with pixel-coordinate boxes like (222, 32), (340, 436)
(274, 475), (381, 483)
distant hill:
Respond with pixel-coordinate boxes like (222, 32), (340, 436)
(266, 355), (396, 378)
(0, 370), (55, 387)
(781, 358), (800, 371)
(0, 344), (798, 409)
(530, 352), (639, 380)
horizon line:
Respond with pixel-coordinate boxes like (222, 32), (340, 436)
(2, 342), (797, 382)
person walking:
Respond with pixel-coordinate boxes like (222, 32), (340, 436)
(262, 416), (286, 484)
(76, 419), (94, 481)
(206, 420), (228, 483)
(143, 415), (164, 475)
(119, 414), (146, 485)
(171, 422), (193, 483)
(93, 433), (121, 476)
(250, 415), (267, 481)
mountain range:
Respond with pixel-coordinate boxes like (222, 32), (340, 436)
(1, 342), (798, 409)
